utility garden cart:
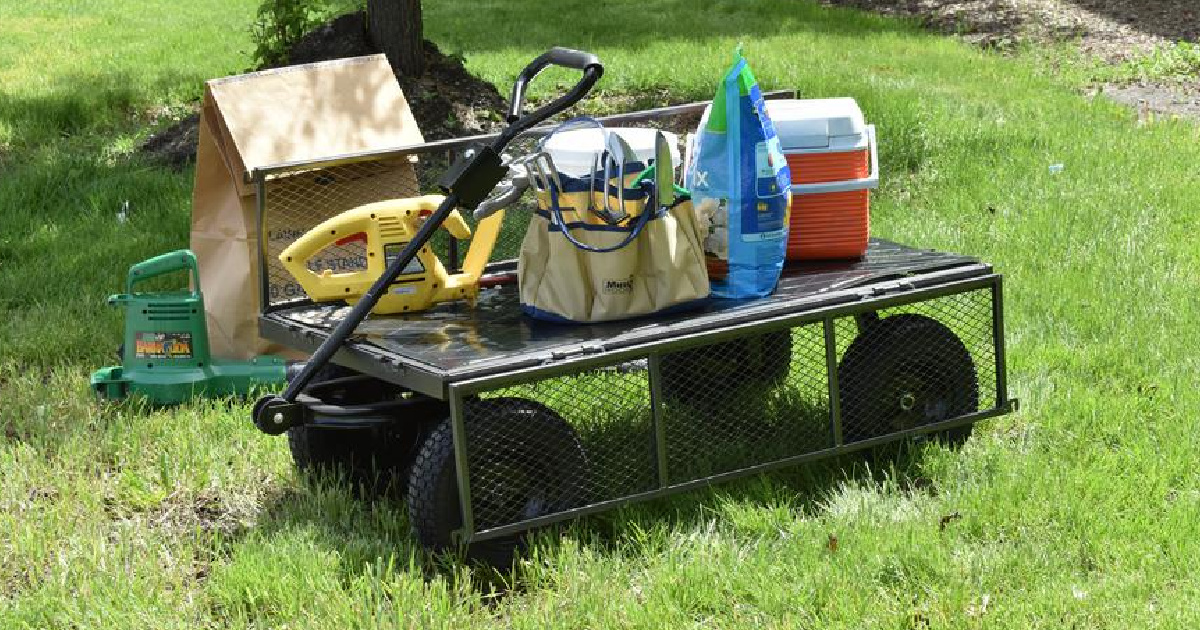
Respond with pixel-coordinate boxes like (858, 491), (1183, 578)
(249, 49), (1017, 565)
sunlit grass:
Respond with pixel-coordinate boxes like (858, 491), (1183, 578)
(4, 0), (1200, 627)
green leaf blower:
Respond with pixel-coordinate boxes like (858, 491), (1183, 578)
(90, 249), (286, 405)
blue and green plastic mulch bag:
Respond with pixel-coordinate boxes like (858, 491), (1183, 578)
(686, 49), (791, 299)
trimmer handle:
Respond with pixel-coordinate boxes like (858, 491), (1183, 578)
(505, 47), (604, 138)
(126, 249), (200, 295)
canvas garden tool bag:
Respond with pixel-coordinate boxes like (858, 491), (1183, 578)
(518, 121), (710, 323)
(190, 55), (424, 359)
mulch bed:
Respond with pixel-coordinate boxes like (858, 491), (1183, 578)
(819, 0), (1199, 118)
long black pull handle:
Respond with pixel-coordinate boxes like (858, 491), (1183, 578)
(254, 193), (464, 433)
(503, 47), (604, 140)
(286, 192), (458, 390)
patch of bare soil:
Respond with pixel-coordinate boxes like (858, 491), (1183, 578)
(819, 0), (1200, 118)
(821, 0), (1197, 59)
(1101, 83), (1200, 119)
(105, 489), (255, 538)
(140, 11), (505, 169)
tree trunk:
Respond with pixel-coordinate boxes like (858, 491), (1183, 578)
(367, 0), (424, 77)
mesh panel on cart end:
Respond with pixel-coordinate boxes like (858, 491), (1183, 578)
(263, 159), (420, 306)
(259, 111), (722, 310)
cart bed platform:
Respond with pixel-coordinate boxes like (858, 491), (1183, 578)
(261, 237), (1012, 542)
(261, 239), (995, 398)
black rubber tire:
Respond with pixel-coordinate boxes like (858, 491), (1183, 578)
(284, 362), (432, 493)
(660, 329), (792, 407)
(838, 314), (979, 446)
(406, 397), (589, 568)
(286, 421), (425, 493)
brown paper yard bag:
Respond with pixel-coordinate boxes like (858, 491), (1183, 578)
(190, 55), (424, 359)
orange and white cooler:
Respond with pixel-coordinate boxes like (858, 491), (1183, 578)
(766, 98), (878, 260)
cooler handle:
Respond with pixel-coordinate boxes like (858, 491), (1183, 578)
(790, 125), (878, 195)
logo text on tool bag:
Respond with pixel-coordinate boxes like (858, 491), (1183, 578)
(602, 276), (634, 295)
(134, 332), (194, 359)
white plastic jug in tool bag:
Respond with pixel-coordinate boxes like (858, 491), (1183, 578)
(542, 127), (680, 177)
(517, 118), (709, 323)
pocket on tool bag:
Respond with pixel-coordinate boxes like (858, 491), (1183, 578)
(583, 228), (651, 320)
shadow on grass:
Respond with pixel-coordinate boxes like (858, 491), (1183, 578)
(0, 69), (208, 152)
(0, 122), (197, 366)
(242, 433), (955, 606)
(428, 0), (917, 56)
(241, 371), (961, 602)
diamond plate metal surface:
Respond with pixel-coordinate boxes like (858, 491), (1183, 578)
(265, 240), (984, 374)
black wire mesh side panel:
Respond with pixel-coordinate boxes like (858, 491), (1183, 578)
(464, 363), (656, 533)
(834, 288), (997, 443)
(262, 158), (419, 306)
(659, 323), (833, 484)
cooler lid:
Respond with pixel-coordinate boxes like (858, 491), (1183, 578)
(765, 98), (866, 150)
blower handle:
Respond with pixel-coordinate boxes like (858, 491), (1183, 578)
(126, 249), (200, 295)
(502, 47), (604, 141)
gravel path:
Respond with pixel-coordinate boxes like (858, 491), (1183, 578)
(820, 0), (1200, 117)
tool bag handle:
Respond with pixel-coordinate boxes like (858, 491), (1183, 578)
(546, 179), (657, 253)
(534, 116), (666, 253)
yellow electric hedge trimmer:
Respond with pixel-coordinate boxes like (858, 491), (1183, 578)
(278, 194), (503, 314)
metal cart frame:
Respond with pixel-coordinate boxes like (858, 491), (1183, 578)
(249, 90), (1016, 546)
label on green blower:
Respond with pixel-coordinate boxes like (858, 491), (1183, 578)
(134, 332), (194, 359)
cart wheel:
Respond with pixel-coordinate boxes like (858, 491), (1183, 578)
(659, 330), (792, 407)
(837, 314), (979, 446)
(406, 397), (588, 568)
(284, 363), (431, 493)
(287, 422), (425, 493)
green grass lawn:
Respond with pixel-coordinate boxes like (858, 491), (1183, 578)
(4, 0), (1200, 627)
